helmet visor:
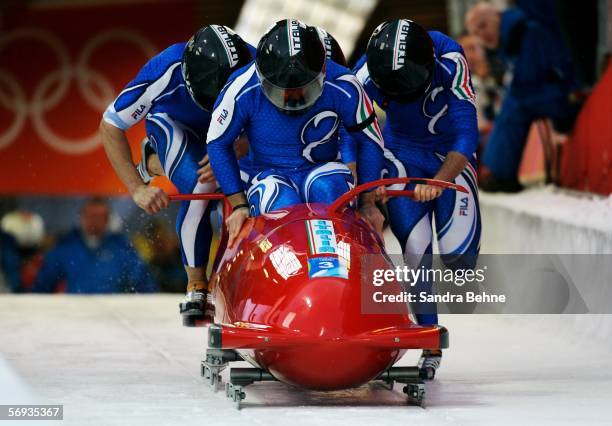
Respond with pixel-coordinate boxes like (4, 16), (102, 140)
(257, 69), (325, 112)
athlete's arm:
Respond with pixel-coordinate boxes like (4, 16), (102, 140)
(207, 122), (249, 247)
(335, 73), (386, 234)
(441, 51), (478, 159)
(206, 117), (247, 196)
(435, 152), (469, 182)
(206, 66), (256, 246)
(414, 151), (469, 202)
(225, 193), (250, 248)
(415, 51), (478, 202)
(335, 74), (385, 183)
(351, 57), (390, 198)
(338, 127), (357, 182)
(99, 120), (168, 213)
(99, 51), (181, 213)
(206, 65), (255, 196)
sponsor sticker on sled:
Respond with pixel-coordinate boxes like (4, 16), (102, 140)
(308, 257), (348, 279)
(305, 219), (338, 255)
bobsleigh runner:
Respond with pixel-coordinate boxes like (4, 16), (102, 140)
(170, 177), (467, 409)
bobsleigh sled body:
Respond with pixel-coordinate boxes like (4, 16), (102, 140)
(207, 203), (447, 393)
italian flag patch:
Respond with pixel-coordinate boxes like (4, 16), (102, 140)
(337, 74), (384, 148)
(442, 52), (476, 105)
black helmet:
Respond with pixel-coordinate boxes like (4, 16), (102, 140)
(316, 27), (347, 66)
(256, 19), (326, 112)
(366, 19), (434, 103)
(182, 25), (253, 111)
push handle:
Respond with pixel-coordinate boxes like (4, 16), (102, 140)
(328, 177), (468, 214)
(166, 177), (468, 218)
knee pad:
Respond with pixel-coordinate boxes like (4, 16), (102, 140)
(247, 171), (301, 215)
(146, 114), (206, 194)
(302, 162), (354, 204)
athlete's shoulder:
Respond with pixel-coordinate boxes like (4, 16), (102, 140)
(429, 31), (463, 58)
(209, 61), (258, 139)
(352, 54), (370, 84)
(428, 32), (475, 105)
(123, 42), (185, 90)
(143, 43), (186, 73)
(429, 31), (467, 82)
(324, 60), (361, 100)
(220, 61), (259, 102)
(219, 44), (258, 93)
(326, 58), (351, 78)
(227, 60), (257, 85)
(158, 42), (187, 61)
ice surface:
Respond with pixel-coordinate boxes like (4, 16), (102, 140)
(2, 186), (611, 424)
(1, 295), (611, 426)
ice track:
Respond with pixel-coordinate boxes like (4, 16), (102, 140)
(1, 295), (611, 426)
(2, 187), (612, 425)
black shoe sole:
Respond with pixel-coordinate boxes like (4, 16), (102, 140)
(182, 314), (206, 327)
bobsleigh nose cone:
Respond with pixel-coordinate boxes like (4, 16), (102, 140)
(262, 343), (401, 390)
(253, 277), (402, 390)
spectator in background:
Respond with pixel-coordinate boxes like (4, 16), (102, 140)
(0, 230), (20, 293)
(457, 33), (502, 140)
(33, 197), (157, 294)
(466, 1), (581, 192)
(1, 210), (46, 292)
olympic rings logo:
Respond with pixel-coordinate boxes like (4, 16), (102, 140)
(0, 28), (157, 154)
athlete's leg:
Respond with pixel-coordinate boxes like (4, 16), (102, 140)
(389, 196), (436, 324)
(433, 153), (481, 321)
(146, 113), (215, 324)
(301, 162), (355, 204)
(383, 150), (437, 325)
(434, 153), (481, 269)
(246, 170), (301, 215)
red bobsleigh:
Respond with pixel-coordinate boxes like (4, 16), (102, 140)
(171, 178), (467, 409)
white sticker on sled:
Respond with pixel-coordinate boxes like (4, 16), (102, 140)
(306, 219), (338, 255)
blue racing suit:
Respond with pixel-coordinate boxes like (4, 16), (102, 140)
(104, 42), (254, 268)
(207, 59), (384, 215)
(354, 31), (481, 325)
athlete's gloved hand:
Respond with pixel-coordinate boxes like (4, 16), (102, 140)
(226, 206), (249, 248)
(413, 184), (443, 202)
(197, 154), (216, 184)
(132, 185), (169, 214)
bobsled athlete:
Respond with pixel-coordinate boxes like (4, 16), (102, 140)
(354, 20), (481, 378)
(206, 19), (385, 246)
(99, 25), (253, 325)
(235, 26), (357, 181)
